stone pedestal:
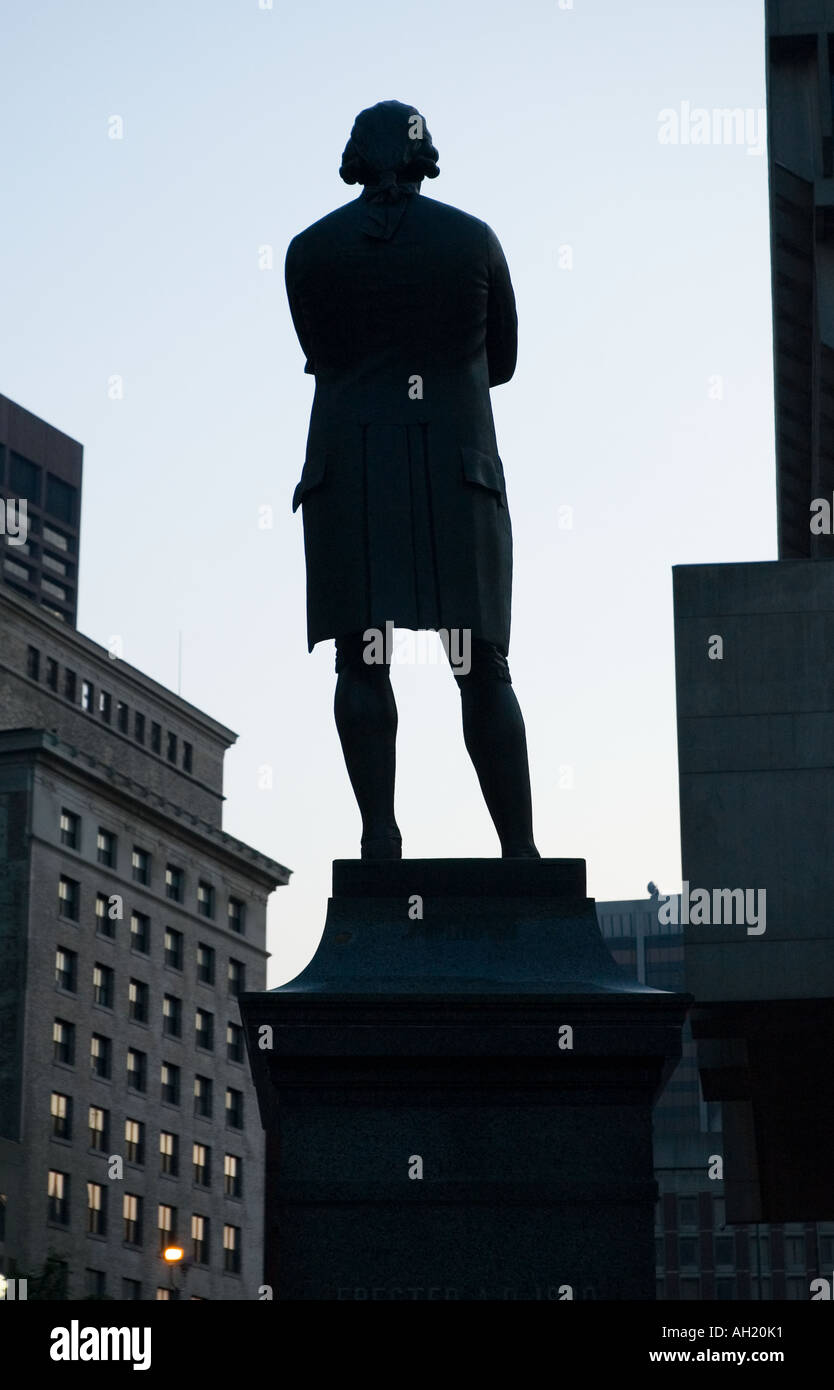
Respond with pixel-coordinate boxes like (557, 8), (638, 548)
(241, 859), (688, 1300)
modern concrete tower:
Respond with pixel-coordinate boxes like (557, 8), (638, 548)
(0, 587), (289, 1298)
(673, 0), (834, 1228)
(767, 0), (834, 557)
(0, 394), (83, 625)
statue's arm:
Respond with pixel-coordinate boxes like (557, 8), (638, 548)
(485, 224), (518, 387)
(284, 237), (316, 375)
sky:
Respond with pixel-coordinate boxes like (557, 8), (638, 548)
(0, 0), (775, 986)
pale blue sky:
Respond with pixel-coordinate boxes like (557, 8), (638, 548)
(0, 1), (774, 985)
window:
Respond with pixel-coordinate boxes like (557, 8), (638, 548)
(58, 875), (79, 921)
(820, 1235), (834, 1266)
(59, 809), (79, 849)
(55, 946), (77, 992)
(128, 978), (148, 1023)
(151, 722), (161, 754)
(50, 1092), (72, 1140)
(99, 690), (111, 722)
(158, 1203), (176, 1252)
(195, 1009), (213, 1051)
(10, 450), (41, 499)
(715, 1277), (736, 1300)
(127, 1048), (146, 1092)
(193, 1143), (211, 1188)
(85, 1269), (106, 1298)
(226, 1088), (243, 1129)
(43, 553), (68, 576)
(93, 963), (114, 1009)
(26, 645), (40, 680)
(223, 1224), (241, 1274)
(224, 1153), (241, 1198)
(785, 1235), (806, 1267)
(678, 1197), (698, 1228)
(95, 892), (116, 938)
(228, 898), (245, 934)
(46, 657), (59, 690)
(160, 1131), (179, 1177)
(228, 958), (245, 997)
(90, 1033), (111, 1079)
(116, 701), (129, 734)
(192, 1213), (209, 1265)
(81, 679), (94, 713)
(714, 1235), (735, 1267)
(134, 711), (145, 744)
(156, 1287), (174, 1301)
(197, 881), (215, 918)
(123, 1192), (142, 1245)
(87, 1182), (106, 1236)
(48, 1170), (70, 1225)
(166, 731), (178, 764)
(125, 1118), (145, 1165)
(88, 1105), (108, 1151)
(183, 741), (193, 773)
(46, 473), (77, 524)
(227, 1022), (244, 1064)
(161, 1062), (180, 1106)
(96, 829), (116, 868)
(196, 943), (214, 985)
(164, 927), (183, 970)
(713, 1198), (726, 1230)
(165, 864), (184, 902)
(53, 1018), (75, 1065)
(131, 847), (150, 885)
(64, 668), (77, 702)
(130, 911), (150, 954)
(122, 1279), (142, 1300)
(194, 1075), (213, 1118)
(679, 1277), (700, 1299)
(163, 994), (182, 1038)
(43, 523), (70, 552)
(678, 1237), (698, 1267)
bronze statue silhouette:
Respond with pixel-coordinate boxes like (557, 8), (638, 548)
(286, 100), (539, 861)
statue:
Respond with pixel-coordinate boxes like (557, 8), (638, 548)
(286, 100), (540, 862)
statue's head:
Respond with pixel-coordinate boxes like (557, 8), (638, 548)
(340, 100), (439, 189)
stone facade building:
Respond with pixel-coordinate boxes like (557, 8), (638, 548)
(0, 586), (288, 1299)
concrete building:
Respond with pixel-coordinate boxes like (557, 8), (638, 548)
(0, 394), (83, 625)
(597, 895), (834, 1299)
(0, 585), (289, 1299)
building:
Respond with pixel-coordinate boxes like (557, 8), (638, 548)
(0, 393), (83, 625)
(596, 895), (834, 1300)
(766, 0), (834, 558)
(0, 584), (289, 1298)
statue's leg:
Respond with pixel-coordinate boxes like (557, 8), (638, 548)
(451, 637), (540, 858)
(334, 632), (402, 860)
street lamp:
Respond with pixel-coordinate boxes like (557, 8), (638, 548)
(161, 1245), (188, 1299)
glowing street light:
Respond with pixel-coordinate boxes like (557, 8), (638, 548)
(162, 1246), (185, 1264)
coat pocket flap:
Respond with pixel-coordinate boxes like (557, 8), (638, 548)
(460, 445), (505, 502)
(292, 454), (327, 512)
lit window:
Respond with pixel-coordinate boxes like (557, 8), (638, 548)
(58, 876), (79, 920)
(130, 912), (150, 954)
(193, 1143), (210, 1187)
(224, 1153), (241, 1198)
(192, 1213), (209, 1265)
(81, 679), (94, 712)
(158, 1204), (176, 1252)
(96, 893), (116, 939)
(165, 864), (184, 902)
(159, 1131), (179, 1177)
(125, 1118), (145, 1164)
(223, 1223), (241, 1274)
(59, 809), (79, 849)
(87, 1182), (106, 1235)
(131, 847), (150, 885)
(50, 1091), (71, 1139)
(227, 898), (245, 934)
(126, 1049), (146, 1092)
(47, 1170), (70, 1225)
(90, 1033), (111, 1079)
(96, 828), (116, 868)
(197, 881), (215, 918)
(88, 1105), (108, 1150)
(128, 978), (148, 1023)
(123, 1192), (142, 1245)
(55, 947), (77, 992)
(53, 1018), (75, 1065)
(92, 963), (114, 1008)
